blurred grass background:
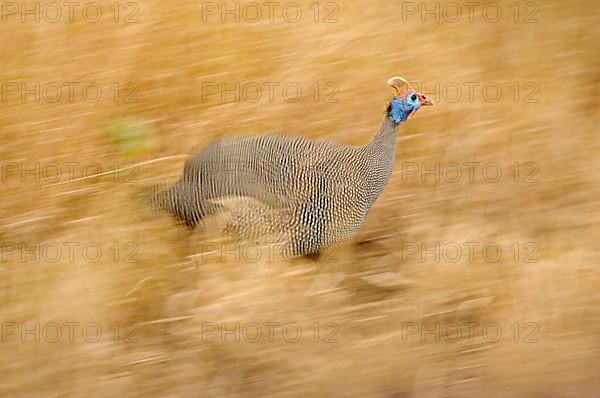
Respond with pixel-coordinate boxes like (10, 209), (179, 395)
(0, 0), (599, 396)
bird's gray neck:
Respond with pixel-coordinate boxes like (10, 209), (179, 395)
(358, 115), (400, 203)
(367, 116), (399, 154)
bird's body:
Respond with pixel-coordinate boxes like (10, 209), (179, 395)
(152, 77), (433, 257)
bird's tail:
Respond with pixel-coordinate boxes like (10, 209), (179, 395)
(141, 181), (205, 229)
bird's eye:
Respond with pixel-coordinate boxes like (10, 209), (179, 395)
(411, 94), (417, 101)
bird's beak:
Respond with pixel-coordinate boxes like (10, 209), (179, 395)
(418, 92), (435, 106)
(408, 92), (434, 119)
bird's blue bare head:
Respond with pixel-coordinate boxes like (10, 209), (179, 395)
(389, 92), (421, 123)
(386, 76), (434, 124)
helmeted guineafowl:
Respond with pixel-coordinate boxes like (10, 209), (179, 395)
(152, 76), (434, 257)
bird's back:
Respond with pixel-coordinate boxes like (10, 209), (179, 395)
(184, 133), (367, 208)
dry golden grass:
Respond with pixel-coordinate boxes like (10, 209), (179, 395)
(1, 0), (599, 396)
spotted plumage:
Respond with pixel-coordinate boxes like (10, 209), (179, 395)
(151, 77), (433, 257)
